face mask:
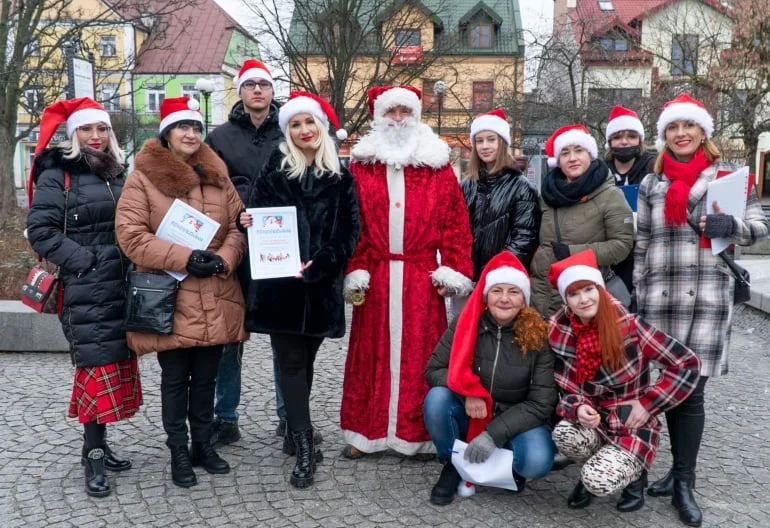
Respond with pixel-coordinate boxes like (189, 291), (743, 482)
(612, 145), (641, 163)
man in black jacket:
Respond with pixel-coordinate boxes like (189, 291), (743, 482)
(205, 59), (285, 445)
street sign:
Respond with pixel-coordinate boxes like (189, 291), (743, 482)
(71, 57), (94, 99)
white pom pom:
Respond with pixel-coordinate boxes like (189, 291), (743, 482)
(336, 129), (348, 141)
(23, 228), (29, 240)
(457, 481), (476, 497)
(547, 157), (557, 168)
(187, 98), (200, 111)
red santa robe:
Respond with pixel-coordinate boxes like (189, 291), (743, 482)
(340, 122), (474, 454)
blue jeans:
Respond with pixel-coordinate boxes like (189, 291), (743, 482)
(423, 386), (555, 480)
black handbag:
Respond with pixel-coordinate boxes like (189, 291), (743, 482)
(124, 264), (180, 334)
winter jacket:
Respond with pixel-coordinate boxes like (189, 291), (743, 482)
(27, 147), (130, 367)
(115, 139), (248, 355)
(243, 150), (360, 338)
(204, 101), (283, 203)
(461, 166), (540, 279)
(425, 312), (557, 446)
(609, 151), (656, 186)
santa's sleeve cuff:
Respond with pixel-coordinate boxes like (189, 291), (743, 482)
(432, 266), (473, 297)
(344, 269), (370, 298)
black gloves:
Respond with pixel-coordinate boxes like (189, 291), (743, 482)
(553, 242), (571, 261)
(703, 214), (736, 239)
(186, 250), (225, 278)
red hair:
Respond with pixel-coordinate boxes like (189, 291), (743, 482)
(565, 280), (626, 371)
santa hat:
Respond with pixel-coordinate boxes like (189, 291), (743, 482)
(447, 251), (532, 442)
(159, 96), (203, 135)
(545, 124), (598, 168)
(235, 59), (273, 93)
(366, 85), (422, 121)
(470, 108), (511, 146)
(279, 91), (348, 141)
(605, 105), (645, 148)
(655, 93), (714, 151)
(547, 249), (605, 301)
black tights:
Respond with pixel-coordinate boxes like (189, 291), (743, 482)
(270, 334), (323, 433)
(665, 376), (708, 482)
(83, 422), (106, 449)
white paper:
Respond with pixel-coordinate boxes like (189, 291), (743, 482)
(246, 206), (302, 280)
(450, 439), (517, 491)
(706, 166), (749, 255)
(155, 199), (221, 281)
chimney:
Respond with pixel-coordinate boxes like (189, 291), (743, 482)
(553, 0), (573, 35)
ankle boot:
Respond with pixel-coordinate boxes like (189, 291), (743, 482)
(282, 426), (324, 455)
(567, 480), (593, 509)
(430, 462), (462, 505)
(103, 444), (132, 472)
(648, 467), (674, 497)
(617, 470), (647, 512)
(169, 445), (197, 488)
(672, 478), (702, 527)
(191, 441), (230, 474)
(83, 447), (111, 497)
(290, 428), (317, 488)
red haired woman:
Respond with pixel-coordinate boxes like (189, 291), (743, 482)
(547, 249), (700, 519)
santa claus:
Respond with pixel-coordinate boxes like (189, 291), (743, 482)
(340, 85), (474, 457)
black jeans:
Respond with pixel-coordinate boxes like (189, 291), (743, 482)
(665, 376), (708, 482)
(270, 334), (323, 433)
(157, 346), (223, 447)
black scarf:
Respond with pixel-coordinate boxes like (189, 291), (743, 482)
(541, 159), (609, 208)
(610, 151), (656, 186)
(81, 147), (125, 181)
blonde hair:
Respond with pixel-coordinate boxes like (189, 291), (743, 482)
(468, 132), (514, 180)
(653, 138), (720, 174)
(279, 114), (341, 179)
(60, 127), (125, 165)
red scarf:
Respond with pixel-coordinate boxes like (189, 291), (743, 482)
(661, 148), (711, 226)
(570, 314), (603, 385)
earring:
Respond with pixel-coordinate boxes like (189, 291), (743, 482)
(701, 138), (705, 144)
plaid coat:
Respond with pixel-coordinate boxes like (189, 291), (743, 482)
(633, 165), (769, 377)
(550, 303), (701, 469)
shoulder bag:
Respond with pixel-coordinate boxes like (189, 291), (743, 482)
(124, 264), (180, 334)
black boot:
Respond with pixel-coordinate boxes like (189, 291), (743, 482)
(283, 426), (324, 457)
(567, 480), (593, 509)
(169, 445), (197, 488)
(83, 447), (111, 497)
(290, 429), (317, 488)
(191, 441), (230, 474)
(211, 419), (241, 447)
(648, 467), (675, 497)
(552, 452), (574, 471)
(103, 444), (132, 472)
(617, 470), (647, 512)
(512, 471), (526, 494)
(672, 478), (702, 527)
(430, 462), (462, 505)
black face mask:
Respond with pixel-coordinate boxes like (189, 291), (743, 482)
(612, 145), (641, 163)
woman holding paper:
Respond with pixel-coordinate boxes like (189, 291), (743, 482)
(634, 93), (768, 526)
(423, 251), (557, 505)
(238, 92), (359, 489)
(116, 97), (248, 488)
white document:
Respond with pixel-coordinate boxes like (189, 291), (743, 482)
(246, 206), (302, 280)
(450, 439), (517, 491)
(155, 199), (221, 281)
(706, 166), (749, 255)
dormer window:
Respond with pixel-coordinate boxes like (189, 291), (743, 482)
(598, 1), (614, 10)
(395, 29), (421, 47)
(600, 36), (628, 52)
(470, 24), (492, 48)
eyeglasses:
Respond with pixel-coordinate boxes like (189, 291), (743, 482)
(177, 123), (203, 135)
(241, 80), (272, 91)
(78, 125), (111, 137)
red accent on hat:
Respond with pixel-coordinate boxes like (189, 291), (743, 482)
(236, 59), (273, 89)
(366, 85), (422, 117)
(544, 124), (598, 168)
(159, 97), (203, 134)
(547, 249), (605, 301)
(279, 91), (348, 140)
(470, 107), (511, 145)
(655, 93), (714, 151)
(605, 105), (645, 146)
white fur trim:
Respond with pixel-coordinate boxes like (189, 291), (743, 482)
(557, 265), (604, 301)
(159, 109), (203, 134)
(66, 109), (111, 137)
(278, 96), (328, 136)
(457, 481), (476, 497)
(605, 115), (645, 148)
(351, 123), (450, 168)
(482, 266), (531, 305)
(343, 269), (370, 298)
(341, 429), (435, 455)
(236, 67), (272, 91)
(547, 157), (558, 168)
(432, 266), (473, 297)
(553, 129), (598, 162)
(373, 87), (422, 121)
(470, 115), (510, 145)
(656, 102), (714, 148)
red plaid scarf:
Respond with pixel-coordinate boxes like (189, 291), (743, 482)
(570, 314), (603, 384)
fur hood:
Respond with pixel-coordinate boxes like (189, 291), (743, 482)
(32, 147), (125, 183)
(133, 138), (231, 197)
(351, 122), (450, 168)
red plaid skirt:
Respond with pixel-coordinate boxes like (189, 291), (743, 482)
(68, 357), (142, 424)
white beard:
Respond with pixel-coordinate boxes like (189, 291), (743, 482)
(351, 118), (451, 169)
(369, 116), (420, 158)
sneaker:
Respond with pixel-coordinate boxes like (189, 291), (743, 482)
(430, 462), (462, 505)
(211, 420), (241, 447)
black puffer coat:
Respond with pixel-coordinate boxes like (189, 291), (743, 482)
(243, 150), (360, 338)
(27, 148), (130, 367)
(462, 166), (540, 280)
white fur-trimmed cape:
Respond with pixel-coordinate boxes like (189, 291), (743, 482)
(351, 123), (450, 169)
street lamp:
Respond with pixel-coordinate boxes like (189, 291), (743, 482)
(434, 80), (447, 137)
(194, 78), (216, 134)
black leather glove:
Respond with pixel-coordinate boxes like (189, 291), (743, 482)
(703, 214), (736, 239)
(553, 242), (571, 261)
(186, 250), (225, 278)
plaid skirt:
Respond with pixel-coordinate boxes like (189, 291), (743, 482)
(68, 357), (142, 424)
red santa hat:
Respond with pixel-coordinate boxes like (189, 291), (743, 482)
(278, 91), (348, 141)
(159, 96), (203, 135)
(447, 251), (532, 442)
(366, 85), (422, 121)
(655, 93), (714, 151)
(545, 124), (598, 168)
(235, 59), (273, 93)
(547, 249), (605, 301)
(470, 108), (511, 146)
(605, 105), (645, 148)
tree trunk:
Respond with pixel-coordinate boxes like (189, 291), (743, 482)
(0, 125), (20, 226)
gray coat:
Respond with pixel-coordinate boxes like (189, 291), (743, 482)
(633, 165), (768, 377)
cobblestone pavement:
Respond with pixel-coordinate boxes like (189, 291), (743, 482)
(1, 305), (769, 528)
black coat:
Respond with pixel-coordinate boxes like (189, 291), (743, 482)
(462, 167), (540, 280)
(27, 148), (130, 367)
(425, 312), (557, 446)
(243, 150), (360, 338)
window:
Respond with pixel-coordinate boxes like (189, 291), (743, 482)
(181, 84), (200, 103)
(672, 34), (698, 76)
(723, 89), (748, 126)
(587, 88), (643, 117)
(472, 81), (494, 112)
(319, 79), (332, 101)
(599, 36), (628, 52)
(24, 86), (44, 112)
(394, 29), (420, 47)
(598, 0), (614, 10)
(422, 80), (438, 111)
(25, 38), (40, 57)
(100, 35), (117, 57)
(100, 83), (120, 112)
(146, 84), (165, 113)
(470, 24), (492, 48)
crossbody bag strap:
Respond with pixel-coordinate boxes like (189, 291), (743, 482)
(553, 207), (561, 243)
(54, 171), (71, 279)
